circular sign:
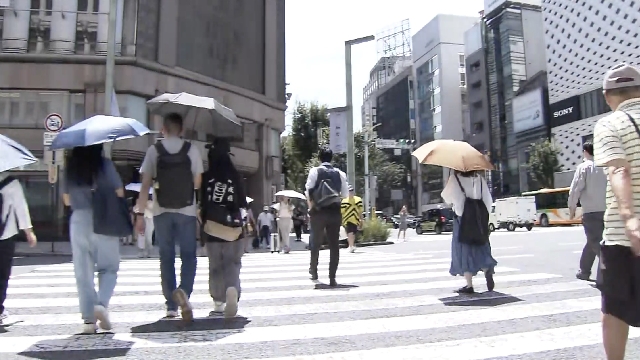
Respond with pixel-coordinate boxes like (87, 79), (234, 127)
(44, 113), (64, 132)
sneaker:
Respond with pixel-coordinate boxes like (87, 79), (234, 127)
(0, 311), (8, 325)
(349, 246), (356, 253)
(213, 301), (225, 313)
(329, 278), (338, 287)
(309, 269), (318, 281)
(283, 246), (290, 254)
(172, 288), (193, 322)
(82, 322), (97, 334)
(224, 287), (239, 318)
(94, 305), (112, 331)
(166, 310), (179, 318)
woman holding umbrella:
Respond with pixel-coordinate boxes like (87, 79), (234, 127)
(413, 140), (497, 294)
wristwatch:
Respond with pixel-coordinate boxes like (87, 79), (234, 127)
(133, 206), (144, 215)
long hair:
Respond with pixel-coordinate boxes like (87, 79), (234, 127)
(65, 144), (104, 186)
(456, 170), (480, 178)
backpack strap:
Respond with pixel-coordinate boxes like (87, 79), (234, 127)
(0, 176), (16, 190)
(154, 142), (169, 156)
(178, 141), (192, 155)
(624, 112), (640, 138)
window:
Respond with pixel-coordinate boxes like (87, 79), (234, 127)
(459, 53), (465, 68)
(460, 73), (466, 87)
(268, 128), (281, 156)
(428, 55), (439, 73)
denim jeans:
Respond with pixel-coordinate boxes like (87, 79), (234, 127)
(153, 212), (198, 311)
(69, 209), (120, 322)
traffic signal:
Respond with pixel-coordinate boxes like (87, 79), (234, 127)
(397, 139), (416, 148)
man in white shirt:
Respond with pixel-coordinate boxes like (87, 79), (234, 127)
(257, 206), (274, 248)
(0, 174), (37, 324)
(305, 147), (349, 286)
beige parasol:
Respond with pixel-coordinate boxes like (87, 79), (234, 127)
(411, 139), (494, 172)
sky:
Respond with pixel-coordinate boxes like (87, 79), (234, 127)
(284, 0), (484, 133)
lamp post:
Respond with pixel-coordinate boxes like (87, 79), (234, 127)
(103, 0), (118, 158)
(363, 120), (380, 219)
(345, 35), (375, 189)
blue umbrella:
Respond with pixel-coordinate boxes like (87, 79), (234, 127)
(50, 115), (150, 150)
(0, 134), (38, 173)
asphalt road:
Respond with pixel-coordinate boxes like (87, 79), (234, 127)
(2, 227), (637, 359)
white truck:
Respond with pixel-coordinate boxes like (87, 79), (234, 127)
(492, 196), (537, 232)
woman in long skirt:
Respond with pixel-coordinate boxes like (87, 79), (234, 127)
(62, 144), (123, 333)
(441, 170), (497, 294)
(397, 205), (408, 241)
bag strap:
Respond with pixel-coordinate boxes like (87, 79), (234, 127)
(154, 142), (168, 156)
(624, 112), (640, 138)
(178, 141), (192, 155)
(453, 173), (467, 197)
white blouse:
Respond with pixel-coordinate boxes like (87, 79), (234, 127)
(441, 173), (493, 217)
(278, 202), (293, 218)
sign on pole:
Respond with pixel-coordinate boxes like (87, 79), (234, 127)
(329, 110), (348, 154)
(44, 113), (64, 132)
(43, 132), (58, 146)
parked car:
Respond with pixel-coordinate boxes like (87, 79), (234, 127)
(392, 215), (418, 229)
(415, 208), (455, 235)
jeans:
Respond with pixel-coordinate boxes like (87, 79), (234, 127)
(154, 212), (198, 311)
(0, 235), (17, 315)
(205, 239), (245, 303)
(260, 225), (270, 246)
(69, 209), (120, 322)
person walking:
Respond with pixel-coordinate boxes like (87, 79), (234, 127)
(340, 185), (363, 253)
(137, 193), (154, 258)
(441, 170), (496, 294)
(397, 205), (409, 241)
(568, 141), (607, 281)
(292, 207), (305, 242)
(306, 147), (349, 286)
(62, 144), (123, 333)
(135, 112), (204, 322)
(0, 174), (37, 325)
(592, 63), (640, 360)
(276, 197), (294, 253)
(257, 206), (274, 249)
(199, 139), (247, 318)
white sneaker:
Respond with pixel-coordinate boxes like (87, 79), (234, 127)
(349, 246), (356, 253)
(211, 301), (225, 314)
(224, 287), (239, 318)
(0, 311), (8, 325)
(82, 322), (97, 334)
(94, 305), (112, 331)
(166, 310), (179, 318)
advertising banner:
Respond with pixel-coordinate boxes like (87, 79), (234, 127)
(329, 110), (348, 154)
(512, 88), (544, 133)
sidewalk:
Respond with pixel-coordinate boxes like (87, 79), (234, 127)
(15, 234), (312, 258)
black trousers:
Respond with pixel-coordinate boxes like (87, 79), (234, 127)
(598, 244), (640, 327)
(294, 224), (302, 240)
(309, 208), (342, 279)
(0, 235), (17, 315)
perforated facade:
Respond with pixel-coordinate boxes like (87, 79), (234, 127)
(542, 0), (640, 103)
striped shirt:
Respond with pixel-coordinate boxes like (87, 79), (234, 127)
(341, 196), (363, 226)
(593, 98), (640, 247)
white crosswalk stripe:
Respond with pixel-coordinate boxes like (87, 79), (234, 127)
(0, 248), (618, 359)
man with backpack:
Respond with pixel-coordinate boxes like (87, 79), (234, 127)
(135, 112), (204, 322)
(0, 174), (37, 325)
(305, 147), (349, 286)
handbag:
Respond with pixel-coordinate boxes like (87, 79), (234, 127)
(92, 167), (133, 237)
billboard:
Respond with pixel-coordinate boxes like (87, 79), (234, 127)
(512, 88), (544, 133)
(549, 95), (581, 128)
(329, 110), (348, 154)
(484, 0), (542, 15)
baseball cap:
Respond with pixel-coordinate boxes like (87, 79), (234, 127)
(603, 63), (640, 90)
(348, 185), (354, 192)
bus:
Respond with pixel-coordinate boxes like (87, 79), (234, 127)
(520, 187), (582, 227)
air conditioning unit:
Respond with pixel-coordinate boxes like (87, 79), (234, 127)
(0, 0), (11, 8)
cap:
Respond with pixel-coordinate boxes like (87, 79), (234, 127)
(348, 185), (354, 192)
(263, 205), (269, 211)
(603, 63), (640, 90)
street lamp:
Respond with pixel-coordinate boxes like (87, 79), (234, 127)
(363, 120), (381, 219)
(345, 35), (375, 190)
(103, 0), (118, 158)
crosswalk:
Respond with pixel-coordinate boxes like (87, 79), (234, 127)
(0, 247), (636, 359)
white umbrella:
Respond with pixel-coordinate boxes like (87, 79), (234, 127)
(271, 203), (280, 211)
(125, 183), (153, 195)
(274, 190), (306, 200)
(147, 92), (242, 140)
(246, 197), (254, 204)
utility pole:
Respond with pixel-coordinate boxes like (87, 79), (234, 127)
(103, 0), (117, 158)
(344, 35), (375, 189)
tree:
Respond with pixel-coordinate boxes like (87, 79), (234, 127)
(282, 102), (329, 191)
(527, 139), (563, 189)
(305, 130), (406, 194)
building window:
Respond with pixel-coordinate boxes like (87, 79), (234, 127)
(268, 128), (281, 157)
(428, 55), (439, 73)
(459, 53), (465, 68)
(0, 91), (84, 128)
(460, 73), (467, 87)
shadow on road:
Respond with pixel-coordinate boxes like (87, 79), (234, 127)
(131, 315), (251, 334)
(12, 256), (72, 267)
(17, 333), (133, 360)
(439, 291), (523, 307)
(313, 283), (359, 290)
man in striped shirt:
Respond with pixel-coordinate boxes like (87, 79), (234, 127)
(593, 63), (640, 360)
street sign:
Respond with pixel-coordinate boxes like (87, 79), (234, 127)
(43, 132), (58, 146)
(375, 139), (397, 149)
(44, 113), (63, 132)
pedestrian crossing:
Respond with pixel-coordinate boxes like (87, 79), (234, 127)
(0, 247), (632, 359)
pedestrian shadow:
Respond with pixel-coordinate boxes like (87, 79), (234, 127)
(12, 256), (72, 267)
(313, 283), (359, 290)
(16, 333), (133, 360)
(128, 316), (250, 345)
(439, 291), (523, 307)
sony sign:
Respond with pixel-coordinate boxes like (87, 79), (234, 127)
(553, 107), (574, 118)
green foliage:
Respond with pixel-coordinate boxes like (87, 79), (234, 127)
(527, 139), (563, 189)
(304, 130), (406, 193)
(360, 217), (391, 243)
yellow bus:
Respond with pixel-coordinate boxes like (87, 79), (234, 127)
(520, 187), (582, 227)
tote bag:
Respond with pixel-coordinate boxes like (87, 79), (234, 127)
(92, 167), (133, 238)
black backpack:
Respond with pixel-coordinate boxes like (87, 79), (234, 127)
(0, 176), (17, 238)
(454, 174), (490, 246)
(202, 171), (242, 228)
(154, 142), (194, 209)
(311, 165), (342, 210)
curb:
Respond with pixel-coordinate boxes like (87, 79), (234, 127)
(14, 252), (71, 258)
(355, 241), (394, 247)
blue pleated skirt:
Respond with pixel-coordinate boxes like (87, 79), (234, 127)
(449, 216), (497, 276)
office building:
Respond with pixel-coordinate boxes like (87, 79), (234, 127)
(412, 14), (477, 211)
(463, 20), (491, 153)
(0, 0), (286, 240)
(543, 0), (640, 170)
(483, 0), (547, 196)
